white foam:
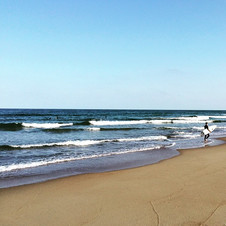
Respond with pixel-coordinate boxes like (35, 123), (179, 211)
(11, 135), (168, 149)
(174, 115), (226, 123)
(89, 117), (215, 126)
(176, 131), (186, 134)
(90, 119), (175, 126)
(166, 142), (176, 148)
(117, 136), (167, 142)
(86, 127), (101, 131)
(0, 145), (163, 172)
(157, 115), (213, 124)
(22, 123), (73, 129)
(11, 140), (108, 149)
(169, 116), (212, 124)
(193, 126), (203, 130)
(89, 120), (148, 126)
(209, 115), (226, 119)
(175, 134), (200, 139)
(172, 119), (212, 124)
(149, 120), (172, 124)
(217, 126), (226, 129)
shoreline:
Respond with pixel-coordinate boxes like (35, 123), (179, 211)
(0, 136), (225, 189)
(1, 138), (226, 225)
(1, 108), (226, 190)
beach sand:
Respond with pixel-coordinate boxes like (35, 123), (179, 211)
(0, 139), (226, 226)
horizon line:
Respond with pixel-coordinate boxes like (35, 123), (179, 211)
(0, 108), (226, 111)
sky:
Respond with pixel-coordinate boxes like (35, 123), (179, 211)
(1, 0), (226, 110)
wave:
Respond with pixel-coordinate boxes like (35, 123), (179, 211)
(155, 126), (174, 130)
(166, 142), (176, 148)
(22, 123), (73, 129)
(217, 126), (226, 129)
(89, 120), (149, 126)
(90, 119), (175, 125)
(172, 119), (212, 124)
(172, 133), (200, 139)
(0, 145), (163, 172)
(192, 126), (203, 131)
(209, 115), (226, 119)
(44, 127), (141, 133)
(154, 116), (216, 124)
(1, 115), (222, 132)
(0, 136), (168, 150)
(0, 123), (23, 131)
(149, 120), (173, 124)
(177, 116), (210, 121)
(86, 127), (101, 131)
(10, 140), (107, 149)
(89, 117), (214, 126)
(115, 136), (167, 142)
(0, 145), (15, 150)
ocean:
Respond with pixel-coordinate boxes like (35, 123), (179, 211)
(1, 109), (226, 188)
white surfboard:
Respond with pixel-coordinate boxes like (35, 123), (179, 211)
(202, 125), (217, 135)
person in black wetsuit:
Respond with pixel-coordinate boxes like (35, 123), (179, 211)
(204, 122), (211, 142)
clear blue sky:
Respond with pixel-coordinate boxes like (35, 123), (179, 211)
(1, 0), (226, 109)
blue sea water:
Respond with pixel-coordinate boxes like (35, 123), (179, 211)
(0, 109), (226, 188)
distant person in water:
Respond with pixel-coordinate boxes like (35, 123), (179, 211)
(204, 122), (211, 142)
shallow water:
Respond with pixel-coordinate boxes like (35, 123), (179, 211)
(0, 109), (226, 188)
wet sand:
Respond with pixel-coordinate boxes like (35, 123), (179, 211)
(0, 139), (226, 226)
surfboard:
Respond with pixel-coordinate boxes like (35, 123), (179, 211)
(202, 125), (217, 136)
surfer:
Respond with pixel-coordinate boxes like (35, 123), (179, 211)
(204, 122), (211, 142)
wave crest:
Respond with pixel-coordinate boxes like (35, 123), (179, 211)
(0, 123), (23, 131)
(89, 120), (149, 126)
(1, 135), (168, 150)
(22, 123), (73, 129)
(0, 145), (163, 172)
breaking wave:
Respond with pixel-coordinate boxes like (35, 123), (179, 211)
(22, 123), (73, 129)
(0, 135), (168, 150)
(86, 127), (101, 131)
(89, 120), (149, 126)
(172, 133), (201, 139)
(0, 123), (23, 131)
(89, 116), (216, 126)
(0, 145), (163, 172)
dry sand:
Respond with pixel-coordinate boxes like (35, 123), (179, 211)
(0, 139), (226, 226)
